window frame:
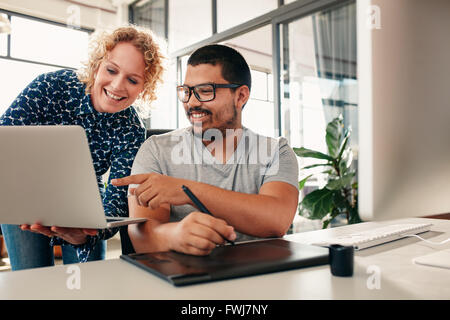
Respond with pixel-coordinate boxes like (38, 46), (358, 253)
(0, 8), (93, 70)
(129, 0), (354, 133)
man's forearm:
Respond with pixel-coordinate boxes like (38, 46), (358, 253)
(128, 219), (177, 253)
(127, 200), (174, 253)
(182, 181), (298, 237)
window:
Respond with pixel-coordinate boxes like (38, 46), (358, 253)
(0, 35), (6, 56)
(169, 0), (212, 52)
(243, 69), (275, 137)
(10, 15), (88, 68)
(145, 57), (178, 129)
(0, 13), (8, 56)
(250, 70), (272, 102)
(0, 58), (60, 115)
(177, 55), (191, 129)
(280, 3), (357, 153)
(222, 25), (275, 137)
(280, 2), (357, 191)
(129, 0), (166, 39)
(0, 11), (90, 116)
(129, 0), (357, 144)
(217, 0), (278, 32)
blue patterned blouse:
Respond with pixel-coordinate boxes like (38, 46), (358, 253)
(0, 69), (146, 262)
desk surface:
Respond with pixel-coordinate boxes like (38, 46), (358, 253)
(1, 218), (449, 300)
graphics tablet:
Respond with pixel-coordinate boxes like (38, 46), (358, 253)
(120, 238), (329, 286)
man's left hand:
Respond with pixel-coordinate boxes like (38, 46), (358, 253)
(112, 173), (190, 209)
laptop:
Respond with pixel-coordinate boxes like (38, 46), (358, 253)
(0, 125), (147, 228)
(120, 238), (329, 286)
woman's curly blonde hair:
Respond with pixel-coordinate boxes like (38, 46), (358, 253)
(77, 25), (165, 112)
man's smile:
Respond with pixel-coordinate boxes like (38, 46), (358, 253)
(187, 108), (212, 122)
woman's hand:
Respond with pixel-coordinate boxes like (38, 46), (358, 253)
(20, 224), (98, 245)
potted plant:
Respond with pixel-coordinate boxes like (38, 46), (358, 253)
(293, 115), (361, 229)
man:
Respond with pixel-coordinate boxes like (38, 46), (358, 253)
(112, 44), (299, 256)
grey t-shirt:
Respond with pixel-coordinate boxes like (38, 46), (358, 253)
(130, 126), (299, 242)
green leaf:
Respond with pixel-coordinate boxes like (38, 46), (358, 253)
(293, 147), (334, 162)
(332, 191), (349, 211)
(300, 188), (335, 220)
(339, 148), (353, 176)
(337, 128), (351, 162)
(298, 204), (310, 218)
(294, 114), (361, 228)
(322, 219), (331, 229)
(348, 209), (362, 224)
(322, 208), (341, 229)
(326, 116), (343, 158)
(326, 172), (355, 190)
(301, 163), (333, 170)
(347, 201), (362, 224)
(298, 174), (313, 191)
(321, 169), (336, 176)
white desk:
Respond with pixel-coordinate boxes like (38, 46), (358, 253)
(1, 218), (449, 300)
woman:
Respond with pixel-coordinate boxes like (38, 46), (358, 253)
(0, 26), (164, 270)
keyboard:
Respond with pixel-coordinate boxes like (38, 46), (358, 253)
(312, 223), (433, 250)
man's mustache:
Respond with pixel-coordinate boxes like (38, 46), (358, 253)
(186, 107), (212, 116)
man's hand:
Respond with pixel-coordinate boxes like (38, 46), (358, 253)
(20, 224), (97, 245)
(168, 211), (236, 256)
(112, 173), (190, 209)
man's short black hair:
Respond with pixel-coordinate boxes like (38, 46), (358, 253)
(187, 44), (251, 92)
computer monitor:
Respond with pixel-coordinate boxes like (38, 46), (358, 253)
(357, 0), (450, 221)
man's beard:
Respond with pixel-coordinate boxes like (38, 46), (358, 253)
(190, 103), (239, 139)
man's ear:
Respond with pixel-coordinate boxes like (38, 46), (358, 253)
(234, 85), (250, 110)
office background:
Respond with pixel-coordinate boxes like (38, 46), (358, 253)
(0, 0), (357, 267)
(0, 0), (357, 182)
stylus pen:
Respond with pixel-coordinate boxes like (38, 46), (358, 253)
(181, 185), (235, 245)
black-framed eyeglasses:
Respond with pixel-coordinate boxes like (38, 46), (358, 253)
(176, 83), (242, 103)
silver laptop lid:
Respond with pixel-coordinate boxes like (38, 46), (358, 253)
(0, 125), (107, 228)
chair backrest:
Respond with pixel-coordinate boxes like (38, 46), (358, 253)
(119, 226), (135, 255)
(146, 129), (173, 139)
(120, 128), (173, 255)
